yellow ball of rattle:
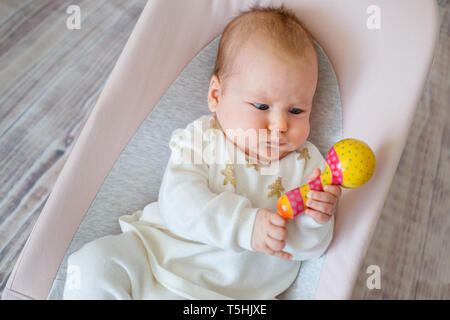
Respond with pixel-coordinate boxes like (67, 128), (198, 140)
(276, 138), (376, 219)
(330, 138), (376, 188)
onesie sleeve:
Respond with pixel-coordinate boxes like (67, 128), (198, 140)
(283, 141), (335, 261)
(158, 117), (258, 253)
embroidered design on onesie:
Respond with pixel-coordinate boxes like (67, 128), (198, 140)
(267, 177), (285, 198)
(209, 118), (216, 129)
(296, 147), (311, 161)
(246, 162), (259, 171)
(245, 156), (259, 171)
(221, 163), (236, 188)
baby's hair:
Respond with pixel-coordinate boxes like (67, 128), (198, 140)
(212, 3), (317, 94)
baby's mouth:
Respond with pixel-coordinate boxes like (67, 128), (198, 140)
(266, 141), (287, 148)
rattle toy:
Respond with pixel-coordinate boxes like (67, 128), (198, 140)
(277, 138), (376, 219)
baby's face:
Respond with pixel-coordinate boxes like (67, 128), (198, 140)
(208, 36), (318, 162)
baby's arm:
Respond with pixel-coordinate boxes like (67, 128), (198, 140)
(158, 124), (258, 253)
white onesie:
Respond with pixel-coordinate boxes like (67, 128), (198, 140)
(63, 114), (334, 300)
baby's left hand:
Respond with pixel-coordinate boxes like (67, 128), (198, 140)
(304, 168), (342, 224)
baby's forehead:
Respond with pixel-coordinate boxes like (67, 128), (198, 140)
(229, 30), (313, 68)
(231, 43), (313, 80)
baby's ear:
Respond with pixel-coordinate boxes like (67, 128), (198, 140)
(207, 75), (221, 112)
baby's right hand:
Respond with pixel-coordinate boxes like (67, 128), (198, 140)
(251, 208), (292, 260)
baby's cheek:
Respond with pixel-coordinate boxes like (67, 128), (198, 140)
(291, 124), (309, 146)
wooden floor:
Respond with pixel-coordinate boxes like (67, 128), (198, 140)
(0, 0), (449, 299)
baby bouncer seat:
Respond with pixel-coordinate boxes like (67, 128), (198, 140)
(2, 0), (439, 300)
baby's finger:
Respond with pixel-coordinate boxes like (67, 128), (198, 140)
(263, 244), (292, 260)
(305, 208), (332, 224)
(265, 236), (286, 252)
(323, 185), (342, 198)
(307, 190), (336, 204)
(273, 251), (293, 260)
(269, 212), (287, 227)
(306, 198), (334, 215)
(306, 168), (321, 181)
(267, 225), (288, 241)
(263, 244), (276, 256)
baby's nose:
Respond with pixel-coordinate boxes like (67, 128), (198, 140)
(269, 115), (288, 132)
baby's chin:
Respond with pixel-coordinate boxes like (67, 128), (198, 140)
(263, 147), (291, 161)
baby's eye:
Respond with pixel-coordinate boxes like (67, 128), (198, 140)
(252, 103), (269, 110)
(290, 108), (303, 114)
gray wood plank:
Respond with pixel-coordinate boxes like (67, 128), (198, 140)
(0, 0), (147, 295)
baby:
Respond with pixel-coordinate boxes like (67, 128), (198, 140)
(63, 4), (342, 300)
